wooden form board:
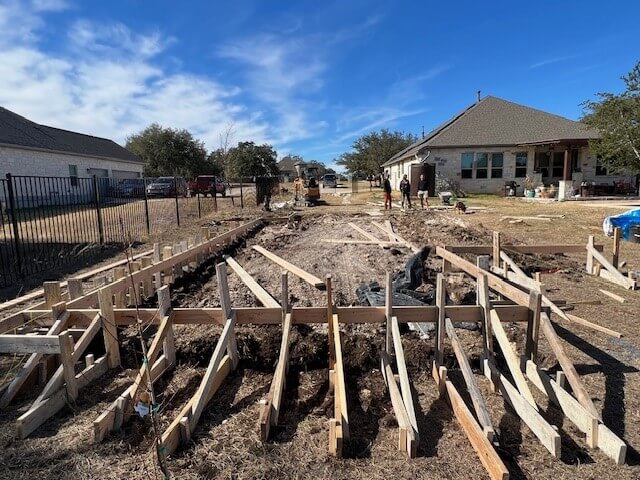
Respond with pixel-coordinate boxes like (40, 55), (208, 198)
(433, 366), (509, 480)
(381, 350), (417, 456)
(25, 304), (532, 328)
(259, 312), (292, 441)
(445, 318), (494, 440)
(225, 256), (280, 308)
(446, 244), (604, 255)
(329, 313), (349, 456)
(587, 237), (636, 290)
(371, 221), (420, 253)
(252, 245), (325, 288)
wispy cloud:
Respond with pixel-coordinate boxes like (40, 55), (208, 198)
(529, 55), (577, 69)
(0, 4), (270, 149)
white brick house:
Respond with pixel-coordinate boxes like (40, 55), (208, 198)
(382, 96), (636, 198)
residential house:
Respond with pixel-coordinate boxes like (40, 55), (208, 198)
(277, 157), (298, 182)
(382, 96), (634, 198)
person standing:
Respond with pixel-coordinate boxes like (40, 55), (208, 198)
(399, 174), (412, 209)
(383, 174), (392, 209)
(417, 173), (430, 210)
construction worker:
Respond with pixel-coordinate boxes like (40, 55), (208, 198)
(400, 174), (412, 209)
(417, 173), (430, 210)
(383, 174), (392, 209)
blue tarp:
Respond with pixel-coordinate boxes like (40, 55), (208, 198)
(603, 208), (640, 240)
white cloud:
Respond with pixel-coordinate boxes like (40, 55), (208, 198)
(0, 3), (272, 150)
(31, 0), (69, 12)
(529, 55), (576, 69)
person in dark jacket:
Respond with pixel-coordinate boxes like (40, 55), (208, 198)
(399, 174), (412, 209)
(417, 173), (430, 210)
(383, 174), (392, 209)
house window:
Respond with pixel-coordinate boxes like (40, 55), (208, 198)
(596, 158), (608, 176)
(571, 149), (580, 172)
(534, 152), (550, 177)
(476, 153), (488, 179)
(461, 153), (473, 178)
(68, 164), (78, 187)
(491, 153), (503, 178)
(515, 152), (528, 177)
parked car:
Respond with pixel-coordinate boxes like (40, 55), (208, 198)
(111, 178), (146, 198)
(322, 173), (337, 188)
(146, 177), (189, 197)
(188, 175), (228, 197)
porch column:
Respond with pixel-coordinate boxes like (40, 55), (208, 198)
(563, 147), (571, 181)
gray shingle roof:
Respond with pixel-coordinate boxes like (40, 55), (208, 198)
(0, 106), (141, 163)
(383, 96), (599, 166)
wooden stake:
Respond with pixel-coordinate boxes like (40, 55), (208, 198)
(216, 262), (239, 368)
(385, 272), (393, 355)
(435, 273), (446, 367)
(492, 231), (501, 269)
(612, 227), (621, 269)
(98, 288), (120, 368)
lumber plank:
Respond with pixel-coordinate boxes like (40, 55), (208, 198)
(17, 355), (108, 438)
(485, 359), (560, 457)
(190, 317), (236, 430)
(385, 272), (392, 354)
(436, 247), (530, 306)
(477, 274), (494, 356)
(0, 335), (61, 354)
(539, 312), (600, 419)
(331, 313), (349, 439)
(445, 318), (494, 440)
(259, 312), (292, 441)
(0, 311), (70, 407)
(58, 333), (78, 401)
(588, 244), (635, 289)
(489, 310), (538, 409)
(447, 244), (604, 255)
(523, 359), (598, 448)
(252, 245), (325, 288)
(162, 355), (232, 456)
(435, 273), (446, 366)
(348, 222), (383, 243)
(564, 313), (622, 338)
(598, 288), (626, 304)
(381, 350), (417, 457)
(216, 262), (239, 368)
(384, 220), (401, 242)
(321, 239), (400, 247)
(225, 256), (280, 308)
(391, 316), (419, 442)
(438, 369), (509, 480)
(371, 221), (420, 252)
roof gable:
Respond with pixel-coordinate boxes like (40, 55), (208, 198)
(384, 96), (598, 166)
(0, 106), (141, 164)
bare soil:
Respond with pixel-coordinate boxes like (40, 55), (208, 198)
(2, 193), (640, 479)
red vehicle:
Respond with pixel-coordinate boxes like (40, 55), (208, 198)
(189, 175), (228, 197)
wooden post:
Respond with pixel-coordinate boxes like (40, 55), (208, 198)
(67, 279), (83, 300)
(216, 262), (239, 368)
(586, 235), (595, 274)
(492, 232), (501, 269)
(612, 227), (621, 269)
(281, 271), (289, 314)
(98, 288), (121, 368)
(58, 332), (78, 401)
(153, 243), (162, 289)
(43, 282), (62, 308)
(158, 286), (176, 366)
(113, 267), (126, 308)
(435, 274), (446, 367)
(385, 272), (393, 354)
(163, 246), (173, 285)
(140, 257), (153, 299)
(525, 290), (542, 360)
(326, 274), (335, 369)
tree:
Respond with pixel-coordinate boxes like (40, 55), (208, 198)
(336, 129), (418, 176)
(224, 141), (279, 178)
(126, 123), (211, 178)
(582, 61), (640, 174)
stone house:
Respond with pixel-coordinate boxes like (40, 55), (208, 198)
(382, 96), (635, 198)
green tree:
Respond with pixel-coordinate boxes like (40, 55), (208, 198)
(337, 129), (418, 176)
(582, 61), (640, 174)
(224, 141), (279, 178)
(126, 123), (210, 178)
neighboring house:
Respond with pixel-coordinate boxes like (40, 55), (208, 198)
(277, 157), (297, 182)
(0, 106), (143, 207)
(382, 96), (635, 198)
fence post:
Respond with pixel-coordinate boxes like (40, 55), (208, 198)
(5, 173), (23, 276)
(213, 186), (218, 212)
(143, 177), (150, 235)
(92, 175), (105, 244)
(174, 178), (180, 226)
(197, 192), (201, 218)
(240, 178), (244, 208)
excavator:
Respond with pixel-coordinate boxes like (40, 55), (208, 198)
(294, 162), (320, 205)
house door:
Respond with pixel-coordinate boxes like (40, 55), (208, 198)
(410, 163), (436, 196)
(535, 151), (565, 185)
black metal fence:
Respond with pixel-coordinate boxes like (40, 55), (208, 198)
(0, 173), (267, 289)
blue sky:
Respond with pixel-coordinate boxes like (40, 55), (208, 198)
(0, 0), (638, 170)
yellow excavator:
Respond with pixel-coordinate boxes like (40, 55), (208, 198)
(294, 162), (320, 205)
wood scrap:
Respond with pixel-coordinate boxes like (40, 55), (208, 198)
(598, 288), (626, 304)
